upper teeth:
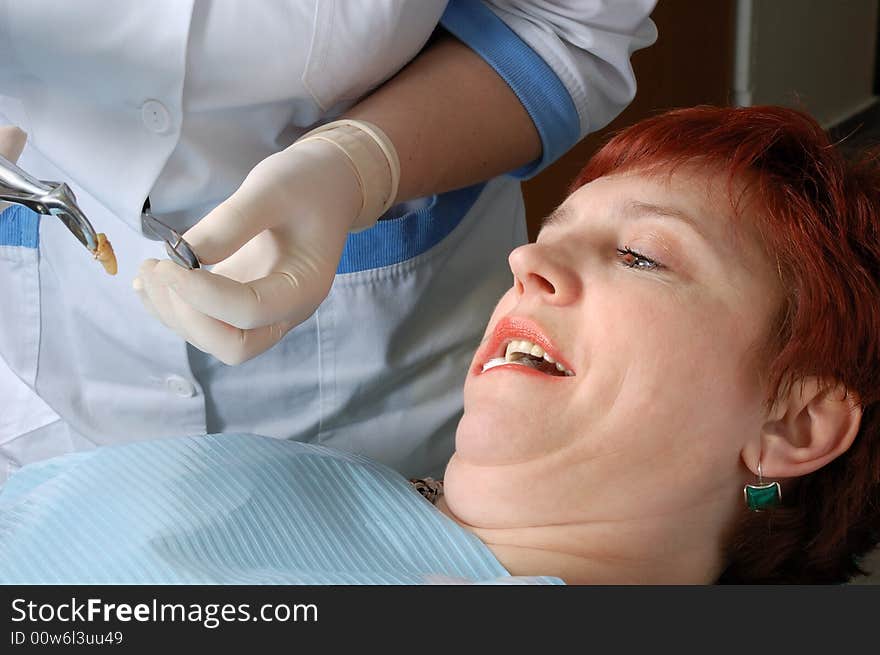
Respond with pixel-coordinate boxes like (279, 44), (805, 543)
(506, 339), (549, 362)
(486, 339), (573, 375)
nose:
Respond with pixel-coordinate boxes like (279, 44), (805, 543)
(508, 242), (582, 305)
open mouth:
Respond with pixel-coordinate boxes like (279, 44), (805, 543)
(482, 338), (574, 377)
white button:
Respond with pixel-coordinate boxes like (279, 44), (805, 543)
(141, 100), (173, 134)
(165, 374), (196, 398)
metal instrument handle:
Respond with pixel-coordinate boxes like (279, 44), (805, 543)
(0, 154), (98, 252)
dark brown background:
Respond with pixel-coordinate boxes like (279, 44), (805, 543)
(520, 0), (737, 241)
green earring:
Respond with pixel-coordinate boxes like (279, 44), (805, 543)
(744, 461), (781, 511)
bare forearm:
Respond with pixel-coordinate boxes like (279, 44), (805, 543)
(345, 33), (541, 203)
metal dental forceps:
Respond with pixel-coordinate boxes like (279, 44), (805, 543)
(140, 198), (201, 270)
(0, 153), (200, 270)
(0, 152), (99, 253)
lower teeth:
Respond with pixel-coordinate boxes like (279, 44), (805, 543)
(481, 357), (508, 372)
(481, 356), (558, 374)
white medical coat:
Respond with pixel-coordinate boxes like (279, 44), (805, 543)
(0, 1), (657, 481)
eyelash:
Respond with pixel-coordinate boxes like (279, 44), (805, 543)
(616, 246), (663, 271)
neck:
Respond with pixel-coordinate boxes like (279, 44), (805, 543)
(435, 496), (728, 584)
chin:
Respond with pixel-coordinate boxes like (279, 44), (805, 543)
(453, 410), (500, 463)
(453, 402), (551, 466)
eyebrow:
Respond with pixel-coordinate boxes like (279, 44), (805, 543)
(621, 200), (707, 239)
(541, 204), (574, 229)
(541, 199), (707, 241)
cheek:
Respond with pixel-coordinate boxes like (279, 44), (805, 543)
(583, 291), (770, 461)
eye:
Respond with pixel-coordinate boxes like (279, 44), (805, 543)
(617, 246), (663, 270)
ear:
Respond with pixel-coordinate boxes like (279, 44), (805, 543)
(742, 378), (862, 479)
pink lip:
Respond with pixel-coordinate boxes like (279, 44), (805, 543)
(472, 316), (575, 377)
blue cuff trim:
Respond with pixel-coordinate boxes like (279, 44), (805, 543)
(337, 183), (484, 274)
(0, 204), (40, 248)
(440, 0), (581, 179)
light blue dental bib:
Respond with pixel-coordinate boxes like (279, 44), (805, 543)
(0, 433), (562, 585)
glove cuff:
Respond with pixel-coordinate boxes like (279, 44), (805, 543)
(296, 119), (400, 232)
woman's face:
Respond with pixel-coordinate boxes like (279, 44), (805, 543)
(446, 167), (785, 530)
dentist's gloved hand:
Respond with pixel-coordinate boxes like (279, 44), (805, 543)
(0, 126), (27, 211)
(133, 120), (399, 364)
(0, 125), (26, 161)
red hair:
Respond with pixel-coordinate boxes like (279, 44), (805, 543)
(570, 106), (880, 583)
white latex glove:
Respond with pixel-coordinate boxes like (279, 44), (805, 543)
(0, 126), (28, 211)
(134, 121), (397, 365)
